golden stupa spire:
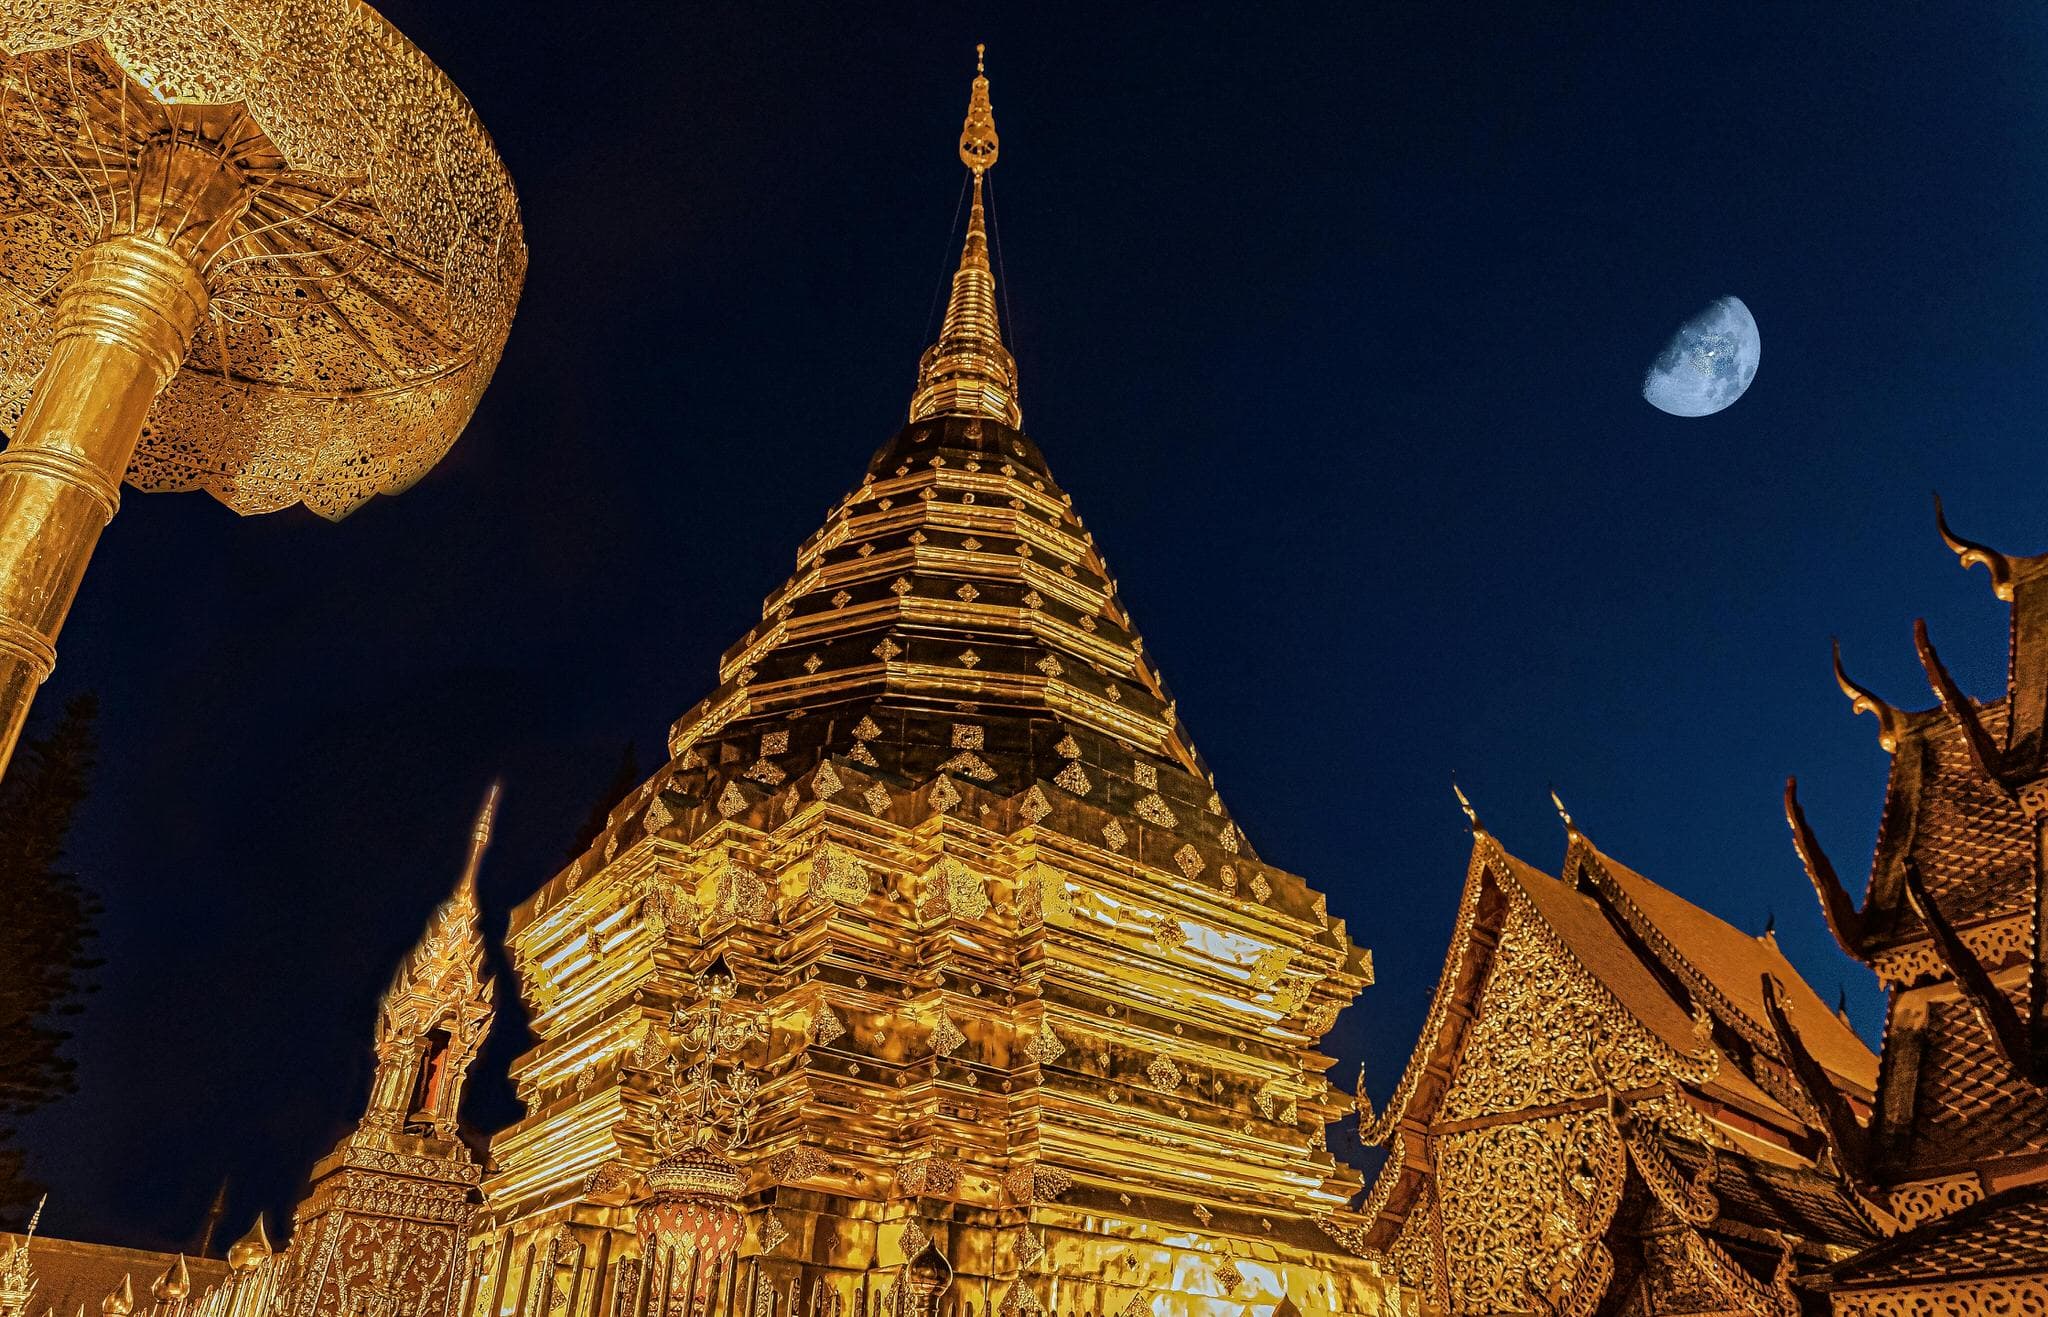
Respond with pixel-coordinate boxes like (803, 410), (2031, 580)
(455, 779), (501, 903)
(909, 45), (1023, 429)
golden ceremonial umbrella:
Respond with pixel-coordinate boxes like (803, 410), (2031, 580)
(0, 0), (525, 774)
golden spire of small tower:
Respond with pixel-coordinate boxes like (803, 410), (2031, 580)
(0, 1195), (42, 1317)
(909, 45), (1023, 429)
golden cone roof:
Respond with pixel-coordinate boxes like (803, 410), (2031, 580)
(909, 47), (1021, 429)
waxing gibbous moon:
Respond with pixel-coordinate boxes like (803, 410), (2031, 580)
(1642, 295), (1761, 417)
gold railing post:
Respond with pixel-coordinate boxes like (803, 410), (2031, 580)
(0, 232), (209, 774)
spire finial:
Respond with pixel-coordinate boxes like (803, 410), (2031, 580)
(910, 47), (1021, 428)
(455, 780), (501, 902)
(958, 47), (1000, 175)
(977, 42), (985, 74)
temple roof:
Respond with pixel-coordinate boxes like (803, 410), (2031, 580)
(1821, 1182), (2048, 1288)
(1793, 507), (2048, 1184)
(1361, 826), (1880, 1251)
(1574, 842), (1876, 1098)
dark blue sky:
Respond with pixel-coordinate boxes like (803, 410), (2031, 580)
(19, 2), (2048, 1249)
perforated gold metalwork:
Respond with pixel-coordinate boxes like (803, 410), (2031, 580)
(0, 2), (525, 518)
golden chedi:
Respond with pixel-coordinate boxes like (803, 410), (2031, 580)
(467, 49), (1394, 1317)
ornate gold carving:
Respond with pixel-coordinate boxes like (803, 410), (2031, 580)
(938, 751), (997, 781)
(1434, 1112), (1625, 1317)
(1027, 1021), (1066, 1064)
(811, 1006), (847, 1047)
(807, 843), (871, 904)
(1135, 794), (1177, 827)
(1388, 1191), (1443, 1305)
(1440, 906), (1667, 1122)
(1885, 1174), (1983, 1229)
(930, 1014), (967, 1057)
(1247, 948), (1294, 992)
(0, 6), (524, 519)
(1869, 914), (2030, 986)
(1831, 1279), (2048, 1316)
(768, 1145), (830, 1183)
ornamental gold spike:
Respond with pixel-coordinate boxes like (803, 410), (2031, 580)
(226, 1217), (272, 1275)
(0, 2), (525, 781)
(909, 45), (1022, 429)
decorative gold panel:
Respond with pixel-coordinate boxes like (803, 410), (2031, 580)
(1440, 906), (1666, 1122)
(0, 2), (524, 518)
(1433, 1112), (1625, 1316)
(1831, 1279), (2048, 1316)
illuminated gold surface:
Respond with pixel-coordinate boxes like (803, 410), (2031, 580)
(908, 48), (1020, 430)
(461, 50), (1392, 1317)
(265, 791), (498, 1317)
(0, 0), (523, 778)
(0, 1197), (41, 1317)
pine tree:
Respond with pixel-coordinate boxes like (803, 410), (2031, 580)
(0, 694), (101, 1220)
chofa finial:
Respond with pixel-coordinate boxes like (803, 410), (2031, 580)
(1832, 638), (1904, 754)
(1934, 493), (2017, 602)
(1451, 778), (1482, 832)
(1548, 786), (1576, 834)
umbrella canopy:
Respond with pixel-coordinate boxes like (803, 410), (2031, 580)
(0, 0), (525, 518)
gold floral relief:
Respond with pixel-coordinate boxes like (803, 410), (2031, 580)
(1440, 905), (1665, 1123)
(1433, 1112), (1625, 1317)
(1387, 1188), (1444, 1311)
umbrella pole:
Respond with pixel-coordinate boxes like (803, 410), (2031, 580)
(0, 234), (207, 778)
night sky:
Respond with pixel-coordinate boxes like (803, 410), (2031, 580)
(17, 2), (2048, 1251)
